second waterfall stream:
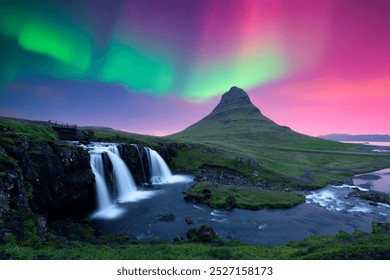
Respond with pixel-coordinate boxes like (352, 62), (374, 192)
(87, 143), (190, 219)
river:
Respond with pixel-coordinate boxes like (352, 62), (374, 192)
(93, 170), (390, 246)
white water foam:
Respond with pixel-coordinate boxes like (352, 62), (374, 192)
(210, 210), (225, 217)
(211, 218), (228, 223)
(193, 204), (206, 211)
(90, 205), (124, 219)
(332, 184), (369, 192)
(347, 205), (372, 213)
(305, 188), (346, 211)
(89, 143), (157, 219)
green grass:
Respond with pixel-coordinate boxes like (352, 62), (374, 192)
(167, 90), (390, 188)
(0, 119), (59, 142)
(186, 181), (305, 209)
(171, 142), (390, 189)
(1, 223), (390, 259)
(89, 128), (162, 148)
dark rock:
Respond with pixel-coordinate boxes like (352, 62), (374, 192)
(117, 144), (150, 185)
(185, 217), (195, 225)
(173, 236), (184, 242)
(224, 195), (237, 209)
(348, 189), (390, 205)
(0, 137), (95, 218)
(183, 195), (197, 204)
(37, 216), (47, 242)
(190, 164), (277, 191)
(201, 188), (212, 199)
(28, 144), (95, 218)
(186, 225), (218, 243)
(158, 213), (175, 222)
(0, 159), (26, 217)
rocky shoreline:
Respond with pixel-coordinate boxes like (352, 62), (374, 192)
(348, 189), (390, 206)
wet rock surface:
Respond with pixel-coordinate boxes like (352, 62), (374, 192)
(348, 189), (390, 205)
(0, 132), (96, 245)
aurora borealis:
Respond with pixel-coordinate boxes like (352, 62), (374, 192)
(0, 0), (389, 136)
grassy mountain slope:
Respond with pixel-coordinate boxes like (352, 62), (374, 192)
(170, 87), (348, 148)
(167, 87), (390, 188)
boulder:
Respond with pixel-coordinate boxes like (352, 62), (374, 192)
(186, 225), (218, 242)
(348, 189), (390, 205)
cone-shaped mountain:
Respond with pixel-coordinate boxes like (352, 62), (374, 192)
(170, 86), (326, 146)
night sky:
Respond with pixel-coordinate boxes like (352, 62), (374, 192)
(0, 0), (389, 136)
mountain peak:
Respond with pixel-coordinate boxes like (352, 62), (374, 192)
(219, 86), (251, 106)
(209, 86), (260, 118)
(170, 86), (298, 140)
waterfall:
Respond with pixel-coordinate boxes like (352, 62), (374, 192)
(105, 150), (137, 202)
(132, 144), (147, 184)
(88, 143), (155, 219)
(146, 147), (173, 184)
(89, 150), (123, 219)
(90, 153), (111, 210)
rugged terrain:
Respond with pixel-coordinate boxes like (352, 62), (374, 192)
(1, 86), (390, 259)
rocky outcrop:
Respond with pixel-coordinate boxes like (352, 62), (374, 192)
(348, 189), (390, 205)
(116, 142), (181, 185)
(0, 135), (95, 219)
(117, 144), (150, 185)
(186, 225), (218, 243)
(0, 153), (27, 217)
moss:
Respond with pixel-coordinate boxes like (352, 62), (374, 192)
(0, 137), (16, 154)
(3, 235), (17, 246)
(0, 154), (18, 169)
(0, 219), (4, 229)
(24, 181), (33, 199)
(22, 218), (42, 249)
(186, 181), (305, 210)
(27, 148), (43, 156)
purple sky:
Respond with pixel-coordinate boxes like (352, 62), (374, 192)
(0, 0), (389, 136)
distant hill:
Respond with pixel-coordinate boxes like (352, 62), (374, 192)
(169, 86), (345, 149)
(320, 134), (390, 142)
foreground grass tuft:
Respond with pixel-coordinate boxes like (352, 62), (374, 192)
(1, 223), (390, 259)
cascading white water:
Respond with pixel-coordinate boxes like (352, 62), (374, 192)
(90, 153), (111, 210)
(88, 143), (156, 219)
(105, 150), (138, 202)
(89, 149), (123, 219)
(146, 148), (173, 184)
(109, 145), (120, 156)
